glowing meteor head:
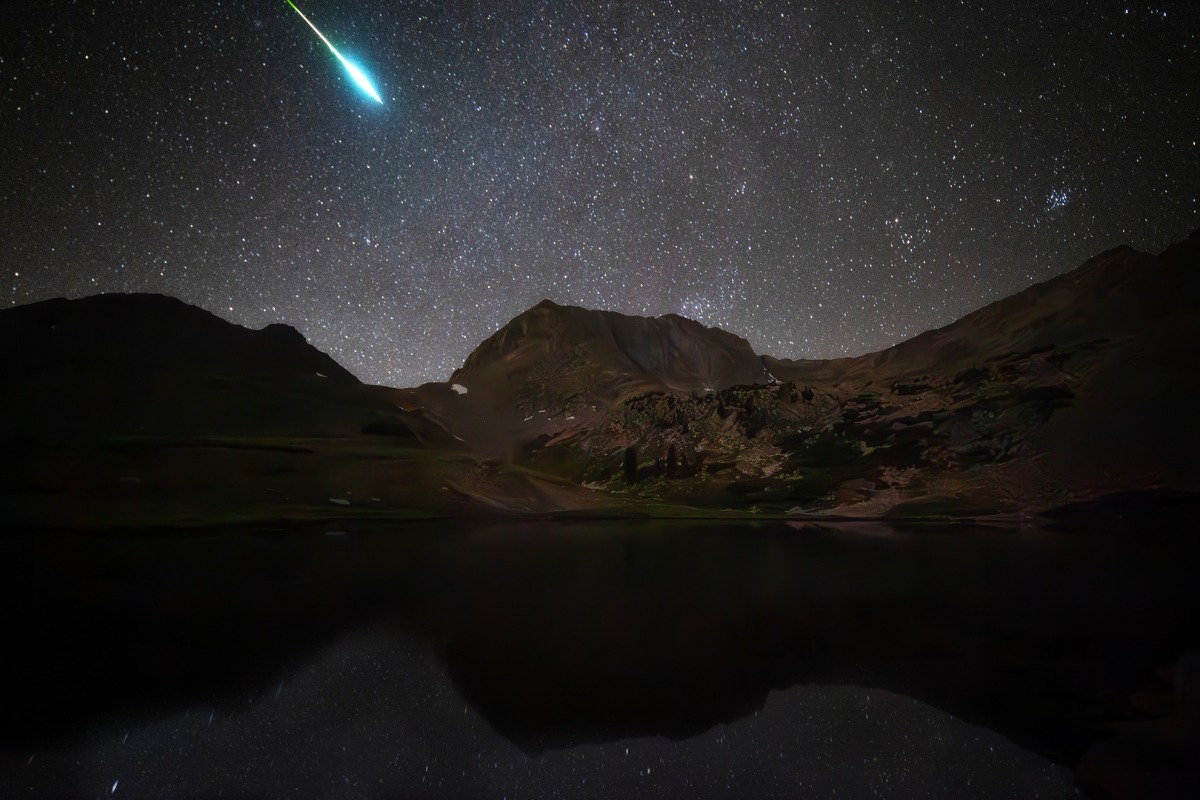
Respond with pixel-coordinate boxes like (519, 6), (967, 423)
(342, 59), (383, 104)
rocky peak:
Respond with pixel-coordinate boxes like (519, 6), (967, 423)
(452, 300), (768, 395)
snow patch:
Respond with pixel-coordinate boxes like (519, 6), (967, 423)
(451, 383), (468, 395)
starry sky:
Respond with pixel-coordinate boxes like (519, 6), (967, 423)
(4, 0), (1198, 387)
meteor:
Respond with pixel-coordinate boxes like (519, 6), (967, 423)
(285, 0), (383, 104)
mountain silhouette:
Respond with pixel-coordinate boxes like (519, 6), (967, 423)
(3, 229), (1198, 524)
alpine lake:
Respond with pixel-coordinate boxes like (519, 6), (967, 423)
(2, 516), (1197, 799)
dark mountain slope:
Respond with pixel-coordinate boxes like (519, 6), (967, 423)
(528, 230), (1200, 518)
(2, 293), (365, 438)
(6, 293), (358, 381)
(0, 293), (474, 527)
(766, 232), (1198, 386)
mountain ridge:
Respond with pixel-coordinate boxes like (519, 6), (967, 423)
(2, 229), (1198, 524)
(4, 292), (358, 383)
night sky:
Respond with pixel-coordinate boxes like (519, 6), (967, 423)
(4, 1), (1197, 387)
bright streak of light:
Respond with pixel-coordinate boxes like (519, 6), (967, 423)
(285, 0), (383, 104)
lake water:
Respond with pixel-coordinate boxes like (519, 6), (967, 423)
(2, 519), (1196, 798)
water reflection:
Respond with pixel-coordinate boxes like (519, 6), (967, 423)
(1, 520), (1196, 797)
(4, 628), (1074, 799)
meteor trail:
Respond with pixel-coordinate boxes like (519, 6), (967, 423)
(285, 0), (383, 104)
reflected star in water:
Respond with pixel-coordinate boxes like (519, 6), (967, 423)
(4, 630), (1075, 800)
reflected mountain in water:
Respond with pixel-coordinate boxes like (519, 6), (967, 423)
(2, 521), (1197, 797)
(3, 627), (1075, 800)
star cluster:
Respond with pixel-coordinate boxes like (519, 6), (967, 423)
(3, 1), (1197, 386)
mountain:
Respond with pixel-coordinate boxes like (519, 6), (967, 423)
(389, 299), (770, 455)
(3, 293), (362, 438)
(766, 234), (1199, 384)
(3, 229), (1198, 526)
(529, 230), (1200, 518)
(0, 293), (482, 527)
(455, 299), (769, 393)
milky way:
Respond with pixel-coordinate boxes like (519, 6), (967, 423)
(3, 1), (1197, 386)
